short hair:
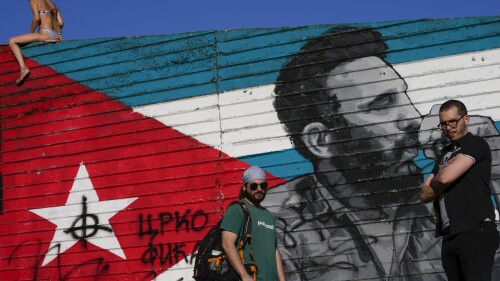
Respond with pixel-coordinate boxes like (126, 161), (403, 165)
(274, 27), (388, 160)
(439, 99), (468, 116)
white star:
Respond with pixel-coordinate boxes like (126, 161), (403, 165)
(30, 163), (138, 266)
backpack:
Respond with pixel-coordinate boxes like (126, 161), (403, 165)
(193, 201), (257, 281)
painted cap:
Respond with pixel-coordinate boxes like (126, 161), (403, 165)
(242, 166), (266, 184)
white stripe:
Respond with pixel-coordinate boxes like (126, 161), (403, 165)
(133, 48), (500, 158)
(457, 153), (476, 162)
(133, 94), (223, 149)
(394, 48), (500, 117)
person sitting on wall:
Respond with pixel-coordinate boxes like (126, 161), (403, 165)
(8, 0), (64, 85)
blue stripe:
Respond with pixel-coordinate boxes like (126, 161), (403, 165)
(24, 17), (500, 106)
(120, 83), (217, 105)
(218, 17), (500, 91)
(239, 149), (313, 180)
(384, 19), (500, 64)
(24, 32), (215, 62)
(24, 33), (217, 107)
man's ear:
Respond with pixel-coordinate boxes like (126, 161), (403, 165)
(301, 122), (334, 158)
(464, 115), (470, 127)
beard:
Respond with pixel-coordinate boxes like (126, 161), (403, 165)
(245, 189), (266, 204)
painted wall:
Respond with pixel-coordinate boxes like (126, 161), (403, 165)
(1, 17), (499, 280)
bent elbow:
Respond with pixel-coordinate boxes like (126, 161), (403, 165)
(433, 176), (453, 188)
(420, 193), (433, 204)
(221, 240), (228, 251)
(220, 235), (232, 251)
(420, 183), (435, 203)
(221, 240), (233, 254)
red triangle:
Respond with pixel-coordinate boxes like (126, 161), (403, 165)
(0, 46), (285, 280)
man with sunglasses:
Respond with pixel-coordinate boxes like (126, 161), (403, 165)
(220, 166), (286, 281)
(421, 99), (499, 281)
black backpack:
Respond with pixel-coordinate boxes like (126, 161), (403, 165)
(193, 201), (257, 281)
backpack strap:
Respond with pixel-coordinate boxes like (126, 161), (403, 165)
(232, 201), (254, 264)
(238, 202), (258, 280)
(238, 202), (251, 248)
(223, 201), (257, 280)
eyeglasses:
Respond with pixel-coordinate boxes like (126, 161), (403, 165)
(437, 115), (466, 130)
(248, 182), (268, 191)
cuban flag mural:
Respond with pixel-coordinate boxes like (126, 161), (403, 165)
(1, 17), (499, 280)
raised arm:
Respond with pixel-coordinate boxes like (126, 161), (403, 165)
(421, 155), (475, 203)
(56, 8), (64, 28)
(421, 174), (439, 203)
(29, 0), (41, 33)
(430, 155), (475, 190)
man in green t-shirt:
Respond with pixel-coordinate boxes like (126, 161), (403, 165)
(221, 166), (286, 281)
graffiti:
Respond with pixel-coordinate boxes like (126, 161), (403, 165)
(141, 241), (188, 266)
(139, 209), (208, 237)
(8, 239), (50, 281)
(9, 239), (111, 281)
(64, 195), (113, 247)
(138, 210), (208, 267)
(28, 163), (138, 267)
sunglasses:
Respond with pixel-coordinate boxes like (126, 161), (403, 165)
(437, 115), (466, 130)
(248, 182), (268, 191)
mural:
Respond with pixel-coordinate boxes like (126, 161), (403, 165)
(1, 17), (500, 280)
(262, 27), (444, 280)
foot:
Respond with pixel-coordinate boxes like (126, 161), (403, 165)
(16, 68), (30, 85)
(45, 36), (62, 43)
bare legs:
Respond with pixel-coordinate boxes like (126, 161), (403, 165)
(8, 39), (30, 84)
(8, 32), (50, 84)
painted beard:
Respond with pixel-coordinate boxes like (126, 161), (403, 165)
(245, 189), (266, 204)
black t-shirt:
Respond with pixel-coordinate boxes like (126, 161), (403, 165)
(432, 132), (494, 236)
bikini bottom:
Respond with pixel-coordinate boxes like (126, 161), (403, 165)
(39, 28), (62, 41)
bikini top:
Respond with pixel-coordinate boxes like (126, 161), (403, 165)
(39, 9), (56, 16)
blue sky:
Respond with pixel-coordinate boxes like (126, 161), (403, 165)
(1, 0), (499, 44)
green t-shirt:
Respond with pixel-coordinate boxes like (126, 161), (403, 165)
(220, 199), (278, 281)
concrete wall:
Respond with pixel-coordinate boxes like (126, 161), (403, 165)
(1, 17), (499, 280)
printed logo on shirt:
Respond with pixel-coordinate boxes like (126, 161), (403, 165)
(439, 146), (461, 170)
(258, 221), (274, 230)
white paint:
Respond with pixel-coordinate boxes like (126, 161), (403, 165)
(133, 94), (222, 147)
(133, 48), (500, 158)
(155, 255), (195, 281)
(29, 163), (138, 266)
(394, 48), (500, 117)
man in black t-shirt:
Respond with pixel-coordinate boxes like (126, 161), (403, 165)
(421, 100), (499, 281)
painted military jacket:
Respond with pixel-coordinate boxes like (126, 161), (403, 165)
(263, 174), (446, 281)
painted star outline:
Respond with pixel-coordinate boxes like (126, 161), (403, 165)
(29, 162), (138, 266)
